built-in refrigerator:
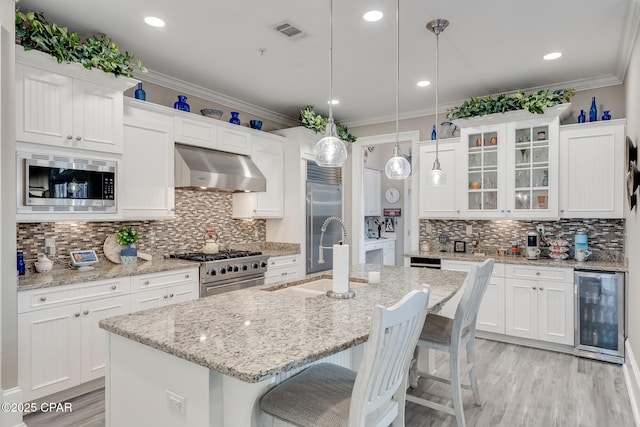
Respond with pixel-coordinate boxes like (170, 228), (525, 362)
(574, 270), (626, 364)
(306, 161), (342, 274)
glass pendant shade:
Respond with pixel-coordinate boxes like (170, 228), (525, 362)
(385, 145), (411, 179)
(314, 119), (347, 167)
(429, 165), (446, 185)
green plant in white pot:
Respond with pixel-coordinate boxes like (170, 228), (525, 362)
(117, 227), (140, 264)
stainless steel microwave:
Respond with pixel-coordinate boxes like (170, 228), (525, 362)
(18, 151), (117, 213)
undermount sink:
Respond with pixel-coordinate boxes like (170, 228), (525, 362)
(273, 278), (367, 298)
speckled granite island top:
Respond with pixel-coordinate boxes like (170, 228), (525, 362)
(99, 263), (466, 383)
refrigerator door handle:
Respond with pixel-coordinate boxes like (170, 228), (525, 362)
(307, 188), (314, 271)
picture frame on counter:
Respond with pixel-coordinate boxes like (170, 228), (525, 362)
(454, 240), (466, 253)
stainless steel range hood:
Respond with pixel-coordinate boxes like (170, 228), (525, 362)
(174, 143), (266, 192)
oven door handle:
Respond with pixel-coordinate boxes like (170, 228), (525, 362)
(204, 275), (264, 292)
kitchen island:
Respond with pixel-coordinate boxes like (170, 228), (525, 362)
(99, 263), (467, 427)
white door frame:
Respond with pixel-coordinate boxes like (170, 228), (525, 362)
(351, 131), (420, 265)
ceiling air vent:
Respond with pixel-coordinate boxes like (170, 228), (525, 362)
(273, 20), (305, 40)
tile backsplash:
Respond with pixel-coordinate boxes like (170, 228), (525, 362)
(17, 189), (266, 263)
(419, 218), (624, 261)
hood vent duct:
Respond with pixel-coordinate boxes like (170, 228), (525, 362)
(174, 143), (266, 192)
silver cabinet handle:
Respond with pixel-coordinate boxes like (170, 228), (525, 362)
(111, 285), (117, 290)
(144, 280), (150, 285)
(536, 271), (540, 275)
(507, 210), (511, 213)
(75, 136), (82, 141)
(532, 286), (537, 290)
(66, 135), (73, 140)
(293, 259), (297, 263)
(184, 274), (190, 279)
(83, 310), (89, 315)
(539, 287), (544, 291)
(163, 295), (168, 299)
(560, 209), (565, 213)
(169, 293), (174, 298)
(75, 313), (80, 317)
(40, 296), (47, 301)
(501, 210), (505, 213)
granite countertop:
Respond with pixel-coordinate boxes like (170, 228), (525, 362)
(17, 257), (198, 292)
(99, 264), (467, 383)
(403, 250), (628, 272)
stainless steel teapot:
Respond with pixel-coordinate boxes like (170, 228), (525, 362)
(440, 121), (458, 139)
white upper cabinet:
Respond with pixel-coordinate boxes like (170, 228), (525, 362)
(363, 167), (382, 216)
(174, 114), (251, 155)
(232, 134), (285, 218)
(419, 138), (460, 218)
(15, 49), (136, 154)
(121, 99), (175, 219)
(217, 125), (251, 155)
(559, 120), (626, 218)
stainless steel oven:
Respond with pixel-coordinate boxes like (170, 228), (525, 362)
(169, 251), (269, 298)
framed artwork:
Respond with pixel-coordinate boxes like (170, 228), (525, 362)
(454, 240), (466, 253)
(384, 217), (395, 232)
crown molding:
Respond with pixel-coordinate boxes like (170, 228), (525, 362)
(141, 69), (299, 128)
(616, 0), (640, 81)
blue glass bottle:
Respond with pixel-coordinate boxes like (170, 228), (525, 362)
(17, 251), (25, 275)
(174, 95), (190, 112)
(589, 97), (597, 122)
(578, 109), (586, 123)
(134, 83), (146, 101)
(229, 112), (241, 125)
(431, 125), (437, 140)
(602, 110), (611, 120)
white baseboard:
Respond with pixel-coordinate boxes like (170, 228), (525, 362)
(624, 340), (640, 427)
(1, 387), (26, 427)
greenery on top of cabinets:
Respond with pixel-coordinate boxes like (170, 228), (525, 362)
(15, 8), (146, 78)
(299, 105), (357, 143)
(447, 88), (575, 120)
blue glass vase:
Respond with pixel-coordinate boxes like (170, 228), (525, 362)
(602, 110), (611, 120)
(589, 97), (597, 122)
(431, 125), (437, 140)
(174, 95), (190, 112)
(229, 112), (241, 125)
(134, 82), (146, 101)
(578, 109), (586, 123)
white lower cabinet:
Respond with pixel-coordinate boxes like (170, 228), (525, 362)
(265, 255), (301, 285)
(382, 240), (396, 266)
(505, 265), (574, 345)
(18, 277), (130, 402)
(18, 268), (198, 403)
(130, 268), (199, 311)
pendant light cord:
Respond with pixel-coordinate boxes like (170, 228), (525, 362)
(434, 25), (440, 167)
(395, 0), (399, 148)
(328, 0), (334, 124)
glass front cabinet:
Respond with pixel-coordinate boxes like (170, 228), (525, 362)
(460, 116), (559, 219)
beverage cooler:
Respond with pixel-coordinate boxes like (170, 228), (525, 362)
(574, 270), (626, 364)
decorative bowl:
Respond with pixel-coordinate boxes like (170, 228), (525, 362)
(249, 120), (263, 130)
(200, 109), (223, 120)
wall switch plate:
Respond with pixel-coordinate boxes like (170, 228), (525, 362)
(466, 225), (473, 236)
(166, 390), (186, 415)
(44, 238), (56, 256)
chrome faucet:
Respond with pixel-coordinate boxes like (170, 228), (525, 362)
(317, 216), (348, 264)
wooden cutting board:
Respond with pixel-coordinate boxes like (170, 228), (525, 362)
(103, 233), (152, 264)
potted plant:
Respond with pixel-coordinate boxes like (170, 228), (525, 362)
(15, 8), (146, 78)
(299, 105), (357, 143)
(117, 227), (140, 264)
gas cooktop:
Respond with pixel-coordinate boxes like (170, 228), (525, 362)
(169, 250), (263, 263)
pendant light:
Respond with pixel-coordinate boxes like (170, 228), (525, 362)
(385, 0), (411, 180)
(314, 0), (347, 167)
(427, 19), (449, 186)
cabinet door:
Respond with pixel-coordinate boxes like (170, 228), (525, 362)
(382, 241), (395, 266)
(173, 116), (218, 149)
(232, 136), (284, 218)
(16, 64), (73, 146)
(18, 305), (82, 402)
(559, 121), (625, 218)
(81, 295), (130, 382)
(537, 281), (574, 345)
(130, 287), (169, 312)
(73, 79), (124, 153)
(217, 125), (251, 155)
(167, 283), (199, 305)
(419, 140), (459, 218)
(121, 104), (175, 219)
(505, 278), (538, 339)
(506, 117), (559, 218)
(460, 124), (506, 218)
(477, 275), (506, 334)
(363, 168), (381, 216)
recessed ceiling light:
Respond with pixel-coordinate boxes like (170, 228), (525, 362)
(543, 52), (562, 60)
(363, 10), (383, 22)
(417, 80), (431, 87)
(144, 16), (165, 27)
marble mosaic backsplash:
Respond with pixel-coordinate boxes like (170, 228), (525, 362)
(419, 219), (625, 262)
(17, 189), (266, 263)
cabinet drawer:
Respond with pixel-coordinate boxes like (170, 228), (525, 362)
(18, 277), (130, 313)
(382, 241), (395, 250)
(130, 268), (198, 292)
(268, 255), (300, 269)
(506, 264), (572, 283)
(364, 241), (384, 251)
(441, 260), (505, 277)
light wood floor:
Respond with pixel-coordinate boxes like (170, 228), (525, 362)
(24, 339), (636, 427)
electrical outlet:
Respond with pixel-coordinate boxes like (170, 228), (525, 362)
(536, 225), (545, 235)
(166, 390), (186, 415)
(44, 238), (56, 256)
(425, 223), (432, 233)
(466, 225), (473, 236)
